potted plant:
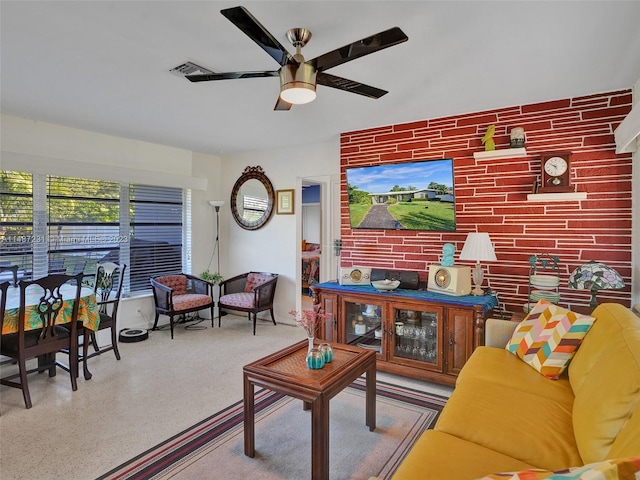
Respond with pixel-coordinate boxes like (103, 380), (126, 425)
(200, 270), (223, 285)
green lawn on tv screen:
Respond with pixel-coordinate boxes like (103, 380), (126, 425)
(349, 201), (455, 230)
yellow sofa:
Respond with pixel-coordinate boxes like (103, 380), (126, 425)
(390, 303), (640, 479)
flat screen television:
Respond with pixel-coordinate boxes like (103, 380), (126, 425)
(345, 158), (456, 231)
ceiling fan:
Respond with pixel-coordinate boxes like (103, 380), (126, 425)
(185, 6), (408, 110)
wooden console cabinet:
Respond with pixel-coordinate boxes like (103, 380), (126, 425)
(311, 282), (497, 386)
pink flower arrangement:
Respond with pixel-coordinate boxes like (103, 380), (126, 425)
(289, 308), (330, 337)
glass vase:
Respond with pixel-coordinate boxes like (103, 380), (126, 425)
(307, 336), (314, 352)
(306, 347), (325, 369)
(319, 343), (334, 363)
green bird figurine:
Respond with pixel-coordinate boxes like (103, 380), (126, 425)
(482, 124), (496, 151)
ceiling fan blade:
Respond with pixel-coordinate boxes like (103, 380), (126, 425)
(317, 72), (388, 99)
(186, 71), (279, 82)
(221, 6), (296, 67)
(274, 96), (293, 111)
(310, 27), (408, 73)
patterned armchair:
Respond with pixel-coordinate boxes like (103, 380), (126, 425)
(150, 274), (214, 339)
(218, 272), (278, 335)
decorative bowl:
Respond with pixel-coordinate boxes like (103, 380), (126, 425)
(371, 279), (401, 292)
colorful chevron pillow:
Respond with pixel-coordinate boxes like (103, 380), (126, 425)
(476, 456), (640, 479)
(506, 299), (595, 379)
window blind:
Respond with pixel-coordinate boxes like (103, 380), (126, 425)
(0, 171), (34, 278)
(46, 174), (121, 279)
(1, 170), (188, 293)
(129, 184), (183, 291)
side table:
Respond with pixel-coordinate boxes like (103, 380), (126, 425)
(243, 340), (376, 480)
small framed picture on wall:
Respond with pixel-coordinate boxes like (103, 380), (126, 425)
(276, 189), (294, 214)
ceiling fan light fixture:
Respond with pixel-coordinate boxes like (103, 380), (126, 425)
(280, 63), (317, 105)
(280, 86), (316, 104)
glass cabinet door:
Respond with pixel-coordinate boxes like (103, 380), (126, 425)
(391, 307), (443, 370)
(342, 298), (383, 355)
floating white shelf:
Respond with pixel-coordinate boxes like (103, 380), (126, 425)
(527, 192), (587, 202)
(473, 147), (527, 160)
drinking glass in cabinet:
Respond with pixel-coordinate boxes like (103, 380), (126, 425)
(394, 309), (438, 364)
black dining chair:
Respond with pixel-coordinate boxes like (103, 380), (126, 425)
(0, 281), (12, 366)
(59, 262), (126, 381)
(0, 264), (19, 287)
(48, 258), (66, 274)
(0, 281), (9, 338)
(0, 278), (16, 357)
(0, 273), (83, 409)
(71, 259), (87, 277)
(86, 262), (126, 361)
(0, 280), (9, 318)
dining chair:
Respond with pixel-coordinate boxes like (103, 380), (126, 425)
(48, 258), (66, 274)
(0, 272), (84, 409)
(71, 259), (87, 277)
(0, 281), (9, 321)
(0, 264), (19, 287)
(85, 262), (126, 361)
(0, 281), (13, 367)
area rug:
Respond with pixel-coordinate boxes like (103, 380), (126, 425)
(98, 378), (447, 480)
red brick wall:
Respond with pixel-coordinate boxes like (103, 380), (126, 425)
(340, 90), (633, 313)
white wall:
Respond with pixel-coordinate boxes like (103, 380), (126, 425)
(0, 115), (198, 183)
(220, 142), (340, 324)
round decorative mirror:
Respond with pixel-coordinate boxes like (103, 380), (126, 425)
(230, 166), (275, 230)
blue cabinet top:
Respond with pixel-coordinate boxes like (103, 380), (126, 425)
(312, 281), (498, 315)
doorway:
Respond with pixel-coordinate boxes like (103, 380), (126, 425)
(296, 174), (340, 314)
(301, 182), (321, 306)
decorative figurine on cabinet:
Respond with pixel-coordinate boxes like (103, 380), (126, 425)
(481, 124), (496, 151)
(441, 243), (455, 267)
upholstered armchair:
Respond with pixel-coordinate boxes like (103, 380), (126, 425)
(150, 274), (214, 339)
(218, 272), (278, 335)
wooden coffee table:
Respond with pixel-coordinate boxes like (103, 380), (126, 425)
(243, 339), (376, 480)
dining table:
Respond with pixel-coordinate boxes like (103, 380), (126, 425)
(2, 282), (100, 379)
(2, 283), (99, 334)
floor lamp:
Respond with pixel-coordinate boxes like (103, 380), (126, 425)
(208, 200), (226, 319)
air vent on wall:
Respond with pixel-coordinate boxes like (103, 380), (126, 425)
(169, 61), (214, 77)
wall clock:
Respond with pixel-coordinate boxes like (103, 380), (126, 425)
(538, 152), (573, 193)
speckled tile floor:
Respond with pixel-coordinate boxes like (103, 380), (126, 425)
(0, 310), (451, 480)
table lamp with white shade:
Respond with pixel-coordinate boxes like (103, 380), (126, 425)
(459, 232), (497, 295)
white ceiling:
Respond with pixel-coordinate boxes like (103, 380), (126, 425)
(2, 1), (640, 156)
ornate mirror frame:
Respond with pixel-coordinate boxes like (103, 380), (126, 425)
(230, 165), (275, 230)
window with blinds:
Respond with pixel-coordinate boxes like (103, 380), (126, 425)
(47, 175), (121, 280)
(129, 184), (183, 291)
(0, 170), (187, 294)
(0, 171), (34, 279)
